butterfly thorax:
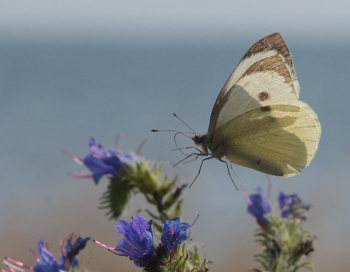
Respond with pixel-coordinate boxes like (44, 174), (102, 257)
(192, 133), (228, 160)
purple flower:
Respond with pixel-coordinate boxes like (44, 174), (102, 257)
(4, 237), (89, 272)
(66, 137), (142, 184)
(247, 188), (271, 225)
(161, 217), (190, 252)
(61, 236), (90, 268)
(279, 192), (310, 221)
(116, 216), (155, 267)
(83, 138), (127, 184)
(34, 240), (63, 272)
(279, 192), (299, 218)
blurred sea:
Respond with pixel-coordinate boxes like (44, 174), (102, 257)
(0, 38), (349, 271)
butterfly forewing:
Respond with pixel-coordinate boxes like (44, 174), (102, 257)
(240, 32), (299, 95)
(209, 55), (299, 137)
(208, 33), (300, 138)
(221, 32), (299, 98)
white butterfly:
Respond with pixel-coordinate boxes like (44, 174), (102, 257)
(192, 33), (321, 177)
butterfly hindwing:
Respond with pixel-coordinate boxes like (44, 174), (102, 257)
(211, 102), (321, 176)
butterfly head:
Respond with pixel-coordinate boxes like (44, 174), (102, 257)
(192, 134), (209, 155)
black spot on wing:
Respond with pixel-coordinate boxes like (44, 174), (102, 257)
(260, 106), (271, 111)
(258, 91), (270, 101)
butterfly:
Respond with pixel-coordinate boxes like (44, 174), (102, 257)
(191, 33), (321, 178)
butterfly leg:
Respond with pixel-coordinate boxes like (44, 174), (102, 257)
(219, 158), (238, 190)
(189, 156), (214, 189)
(173, 152), (205, 167)
(172, 146), (203, 154)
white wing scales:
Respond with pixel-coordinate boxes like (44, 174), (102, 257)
(210, 55), (299, 135)
(211, 103), (321, 177)
(217, 33), (299, 99)
(221, 50), (277, 96)
(208, 33), (300, 137)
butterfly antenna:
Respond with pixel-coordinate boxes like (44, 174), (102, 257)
(173, 113), (196, 134)
(151, 129), (192, 137)
(151, 129), (194, 156)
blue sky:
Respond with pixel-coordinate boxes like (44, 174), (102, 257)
(0, 0), (349, 42)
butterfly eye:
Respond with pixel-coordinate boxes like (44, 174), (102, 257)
(192, 136), (201, 144)
(192, 135), (207, 145)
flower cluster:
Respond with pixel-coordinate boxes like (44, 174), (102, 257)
(4, 131), (318, 272)
(4, 236), (90, 272)
(246, 188), (310, 226)
(65, 137), (207, 271)
(246, 188), (314, 272)
(67, 137), (187, 225)
(95, 216), (191, 270)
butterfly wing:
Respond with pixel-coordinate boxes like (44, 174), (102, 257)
(237, 32), (299, 96)
(206, 33), (320, 176)
(209, 54), (300, 139)
(208, 33), (299, 138)
(221, 32), (299, 98)
(211, 102), (321, 176)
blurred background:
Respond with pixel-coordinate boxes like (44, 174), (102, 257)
(0, 0), (349, 271)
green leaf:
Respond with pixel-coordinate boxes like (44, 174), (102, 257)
(169, 199), (183, 218)
(163, 184), (187, 211)
(99, 176), (134, 220)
